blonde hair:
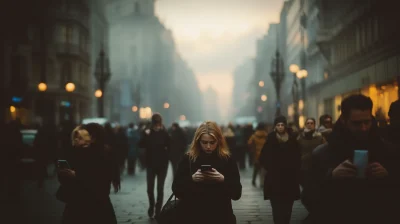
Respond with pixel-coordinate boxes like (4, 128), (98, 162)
(187, 121), (230, 162)
(71, 125), (91, 147)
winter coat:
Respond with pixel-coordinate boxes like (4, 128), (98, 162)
(259, 131), (301, 200)
(247, 130), (268, 164)
(172, 152), (242, 224)
(169, 128), (187, 163)
(59, 146), (118, 224)
(309, 120), (399, 224)
(138, 128), (170, 169)
(126, 128), (140, 158)
(297, 131), (325, 170)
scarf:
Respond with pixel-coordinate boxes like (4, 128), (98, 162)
(276, 132), (289, 143)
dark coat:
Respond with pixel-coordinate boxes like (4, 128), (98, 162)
(138, 128), (171, 169)
(169, 128), (187, 163)
(59, 146), (118, 224)
(259, 131), (301, 201)
(309, 120), (400, 224)
(172, 152), (242, 224)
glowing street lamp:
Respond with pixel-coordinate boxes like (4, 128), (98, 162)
(164, 102), (170, 109)
(94, 89), (103, 98)
(132, 106), (138, 112)
(259, 81), (264, 87)
(38, 82), (47, 92)
(261, 94), (267, 102)
(65, 82), (75, 92)
(289, 64), (300, 74)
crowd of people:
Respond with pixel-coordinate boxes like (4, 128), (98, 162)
(1, 94), (400, 224)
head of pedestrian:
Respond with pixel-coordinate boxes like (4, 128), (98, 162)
(388, 99), (400, 126)
(274, 116), (287, 134)
(71, 125), (91, 149)
(339, 94), (373, 141)
(171, 122), (179, 131)
(188, 121), (230, 160)
(320, 114), (333, 129)
(151, 113), (163, 131)
(304, 118), (316, 132)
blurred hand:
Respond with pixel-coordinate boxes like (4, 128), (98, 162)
(192, 169), (206, 182)
(57, 169), (76, 184)
(203, 168), (224, 183)
(366, 162), (388, 178)
(332, 160), (357, 179)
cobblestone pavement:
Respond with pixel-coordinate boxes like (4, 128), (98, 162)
(19, 164), (308, 224)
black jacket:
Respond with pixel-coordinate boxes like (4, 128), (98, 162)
(138, 128), (171, 169)
(309, 120), (400, 224)
(172, 152), (241, 224)
(259, 130), (301, 200)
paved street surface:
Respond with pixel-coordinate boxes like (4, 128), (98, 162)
(19, 163), (308, 224)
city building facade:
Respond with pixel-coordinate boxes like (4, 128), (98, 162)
(306, 0), (400, 123)
(3, 0), (93, 126)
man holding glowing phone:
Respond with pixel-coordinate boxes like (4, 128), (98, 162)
(308, 95), (398, 224)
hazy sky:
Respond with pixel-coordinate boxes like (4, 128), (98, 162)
(155, 0), (284, 121)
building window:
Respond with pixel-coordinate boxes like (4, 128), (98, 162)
(47, 59), (55, 83)
(61, 25), (73, 44)
(61, 62), (72, 86)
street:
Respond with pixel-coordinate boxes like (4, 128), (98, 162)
(20, 163), (308, 224)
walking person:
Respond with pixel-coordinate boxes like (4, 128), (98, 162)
(126, 123), (140, 175)
(139, 113), (171, 218)
(169, 122), (187, 176)
(247, 122), (268, 187)
(57, 123), (120, 224)
(172, 121), (242, 224)
(309, 95), (399, 224)
(296, 118), (324, 223)
(259, 116), (301, 224)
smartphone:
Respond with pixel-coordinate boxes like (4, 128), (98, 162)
(57, 160), (71, 170)
(353, 150), (368, 178)
(200, 165), (212, 172)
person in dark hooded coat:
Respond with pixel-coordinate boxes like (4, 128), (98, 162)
(259, 116), (301, 224)
(309, 95), (399, 224)
(57, 123), (120, 224)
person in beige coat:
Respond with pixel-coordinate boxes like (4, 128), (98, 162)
(247, 122), (268, 187)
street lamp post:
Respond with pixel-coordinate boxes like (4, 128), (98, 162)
(290, 64), (300, 127)
(94, 47), (111, 118)
(270, 50), (285, 117)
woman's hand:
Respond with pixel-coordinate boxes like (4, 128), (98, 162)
(203, 168), (225, 183)
(192, 169), (206, 182)
(57, 169), (76, 184)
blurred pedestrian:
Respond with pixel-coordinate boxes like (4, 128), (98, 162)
(169, 122), (187, 176)
(247, 122), (268, 187)
(139, 113), (171, 218)
(126, 123), (140, 175)
(259, 116), (301, 224)
(57, 123), (120, 224)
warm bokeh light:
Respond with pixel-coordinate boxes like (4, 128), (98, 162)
(259, 81), (264, 87)
(299, 115), (305, 128)
(132, 106), (138, 112)
(261, 94), (267, 101)
(38, 82), (47, 92)
(164, 102), (170, 109)
(289, 64), (300, 73)
(299, 100), (304, 110)
(94, 89), (103, 98)
(296, 69), (308, 79)
(140, 107), (152, 119)
(10, 106), (16, 113)
(65, 83), (75, 92)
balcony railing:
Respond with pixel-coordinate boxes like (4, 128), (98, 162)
(55, 43), (90, 62)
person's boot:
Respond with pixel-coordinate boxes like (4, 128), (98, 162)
(155, 201), (163, 217)
(148, 206), (154, 218)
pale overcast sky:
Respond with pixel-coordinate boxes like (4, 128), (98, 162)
(155, 0), (284, 121)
